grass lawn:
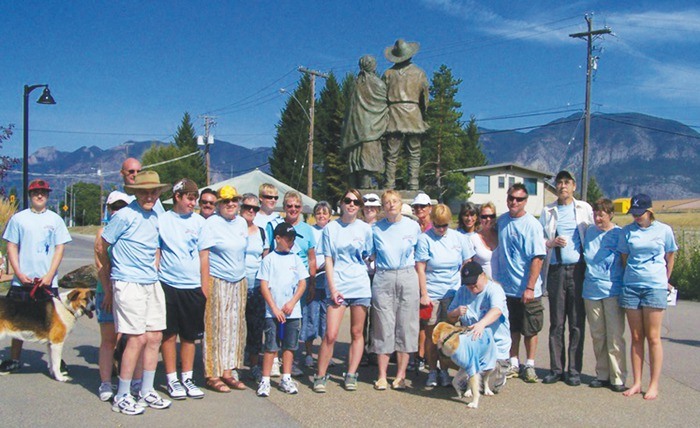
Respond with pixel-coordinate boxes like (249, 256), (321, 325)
(69, 225), (101, 236)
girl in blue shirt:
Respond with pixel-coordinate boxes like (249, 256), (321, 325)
(617, 194), (677, 400)
(314, 190), (373, 392)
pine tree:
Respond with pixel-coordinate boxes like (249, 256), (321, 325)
(270, 75), (312, 192)
(314, 73), (348, 204)
(0, 124), (19, 196)
(586, 176), (604, 203)
(463, 116), (487, 168)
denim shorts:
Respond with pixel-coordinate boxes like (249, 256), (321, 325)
(301, 289), (327, 342)
(619, 286), (667, 310)
(325, 297), (372, 308)
(264, 318), (301, 352)
(95, 292), (115, 324)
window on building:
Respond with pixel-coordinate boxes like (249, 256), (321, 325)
(508, 177), (515, 188)
(524, 177), (538, 195)
(474, 175), (490, 194)
(498, 176), (505, 188)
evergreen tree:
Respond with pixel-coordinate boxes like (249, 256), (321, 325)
(586, 176), (604, 203)
(142, 112), (206, 194)
(463, 116), (487, 168)
(0, 124), (19, 196)
(314, 73), (348, 204)
(270, 75), (312, 192)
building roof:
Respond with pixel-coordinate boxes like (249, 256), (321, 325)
(450, 163), (553, 178)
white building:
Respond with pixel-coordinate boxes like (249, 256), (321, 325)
(451, 163), (555, 216)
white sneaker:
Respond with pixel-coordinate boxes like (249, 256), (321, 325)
(257, 380), (271, 397)
(291, 362), (303, 377)
(112, 394), (145, 416)
(425, 370), (438, 387)
(167, 379), (187, 400)
(99, 383), (114, 402)
(137, 391), (172, 410)
(438, 370), (451, 387)
(182, 378), (204, 399)
(271, 358), (281, 377)
(251, 366), (263, 383)
(304, 355), (314, 368)
(279, 378), (299, 394)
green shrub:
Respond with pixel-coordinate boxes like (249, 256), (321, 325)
(671, 229), (700, 301)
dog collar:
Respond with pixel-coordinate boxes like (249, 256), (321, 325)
(438, 328), (465, 359)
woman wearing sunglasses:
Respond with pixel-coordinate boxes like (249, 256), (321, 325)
(471, 201), (499, 279)
(313, 190), (373, 392)
(240, 193), (270, 383)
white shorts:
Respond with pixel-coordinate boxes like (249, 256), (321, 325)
(113, 280), (166, 334)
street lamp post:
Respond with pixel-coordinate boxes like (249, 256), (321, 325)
(23, 84), (56, 209)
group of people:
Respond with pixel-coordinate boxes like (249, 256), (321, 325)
(1, 160), (677, 415)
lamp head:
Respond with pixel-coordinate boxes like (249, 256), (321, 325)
(37, 86), (56, 105)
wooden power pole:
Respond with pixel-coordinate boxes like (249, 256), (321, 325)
(298, 66), (328, 198)
(570, 15), (611, 201)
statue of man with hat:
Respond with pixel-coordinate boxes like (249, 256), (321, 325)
(382, 39), (430, 190)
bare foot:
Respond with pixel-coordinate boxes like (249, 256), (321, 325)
(644, 387), (658, 400)
(623, 384), (642, 397)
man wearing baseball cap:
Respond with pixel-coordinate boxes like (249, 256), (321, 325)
(539, 170), (593, 387)
(1, 179), (72, 375)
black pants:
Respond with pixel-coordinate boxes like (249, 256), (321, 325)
(547, 262), (586, 376)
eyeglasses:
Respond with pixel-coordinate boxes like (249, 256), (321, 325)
(286, 204), (301, 209)
(363, 197), (379, 203)
(261, 194), (279, 200)
(507, 195), (527, 203)
(200, 200), (216, 206)
(343, 197), (361, 206)
(124, 169), (141, 175)
(413, 204), (429, 209)
(480, 214), (496, 219)
(434, 223), (449, 229)
(242, 204), (261, 212)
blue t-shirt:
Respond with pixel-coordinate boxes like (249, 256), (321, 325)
(101, 200), (160, 283)
(552, 203), (582, 265)
(617, 221), (678, 290)
(449, 280), (511, 360)
(450, 329), (498, 376)
(257, 250), (309, 319)
(158, 210), (205, 289)
(495, 213), (546, 298)
(583, 225), (623, 300)
(311, 224), (327, 290)
(266, 218), (316, 270)
(199, 214), (248, 283)
(321, 219), (373, 299)
(245, 226), (269, 289)
(415, 229), (475, 300)
(372, 217), (421, 270)
(3, 208), (72, 288)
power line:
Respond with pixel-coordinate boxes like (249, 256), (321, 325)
(596, 115), (700, 140)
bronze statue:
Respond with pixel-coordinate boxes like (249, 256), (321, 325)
(341, 55), (388, 189)
(382, 39), (429, 190)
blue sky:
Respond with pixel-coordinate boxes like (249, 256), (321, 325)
(2, 0), (700, 160)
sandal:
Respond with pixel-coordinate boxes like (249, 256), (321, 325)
(221, 376), (247, 390)
(206, 377), (231, 393)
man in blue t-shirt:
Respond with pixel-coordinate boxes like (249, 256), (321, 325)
(539, 170), (593, 387)
(494, 183), (546, 383)
(0, 179), (71, 375)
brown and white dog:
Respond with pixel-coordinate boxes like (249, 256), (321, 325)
(0, 288), (95, 381)
(433, 322), (500, 409)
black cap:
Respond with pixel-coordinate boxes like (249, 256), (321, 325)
(555, 170), (575, 182)
(628, 193), (653, 216)
(461, 261), (483, 286)
(273, 222), (303, 239)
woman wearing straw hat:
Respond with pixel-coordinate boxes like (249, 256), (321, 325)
(198, 185), (249, 393)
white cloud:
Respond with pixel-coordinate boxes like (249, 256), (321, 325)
(605, 10), (700, 42)
(641, 62), (700, 103)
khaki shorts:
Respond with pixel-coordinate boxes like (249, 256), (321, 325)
(113, 280), (167, 335)
(369, 268), (420, 354)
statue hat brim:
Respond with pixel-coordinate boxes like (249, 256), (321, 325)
(384, 39), (420, 63)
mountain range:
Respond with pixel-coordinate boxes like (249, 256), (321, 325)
(4, 112), (698, 201)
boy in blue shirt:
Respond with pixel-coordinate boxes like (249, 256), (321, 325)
(257, 222), (309, 397)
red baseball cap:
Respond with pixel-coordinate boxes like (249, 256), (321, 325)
(28, 179), (51, 192)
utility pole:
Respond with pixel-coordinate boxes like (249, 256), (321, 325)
(198, 115), (216, 185)
(98, 164), (104, 224)
(570, 15), (611, 201)
(298, 66), (328, 198)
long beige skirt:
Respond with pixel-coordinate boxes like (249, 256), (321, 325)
(203, 277), (247, 378)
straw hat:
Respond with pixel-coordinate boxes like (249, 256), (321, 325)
(123, 171), (170, 195)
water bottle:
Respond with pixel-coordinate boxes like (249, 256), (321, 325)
(277, 320), (285, 342)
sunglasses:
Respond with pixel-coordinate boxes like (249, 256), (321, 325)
(200, 200), (216, 206)
(434, 223), (449, 229)
(124, 169), (141, 175)
(261, 194), (279, 200)
(507, 195), (527, 203)
(343, 197), (361, 206)
(413, 204), (429, 209)
(242, 204), (261, 212)
(220, 199), (238, 205)
(286, 204), (301, 209)
(480, 214), (496, 219)
(363, 197), (379, 203)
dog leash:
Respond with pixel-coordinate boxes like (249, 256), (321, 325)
(29, 277), (54, 300)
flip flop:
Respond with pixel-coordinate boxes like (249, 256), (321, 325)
(206, 377), (231, 393)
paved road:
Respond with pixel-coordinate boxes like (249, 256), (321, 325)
(1, 234), (699, 427)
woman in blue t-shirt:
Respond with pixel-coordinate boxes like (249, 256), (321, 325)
(618, 194), (677, 400)
(313, 190), (373, 392)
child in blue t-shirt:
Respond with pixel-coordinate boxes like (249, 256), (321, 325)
(257, 222), (309, 397)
